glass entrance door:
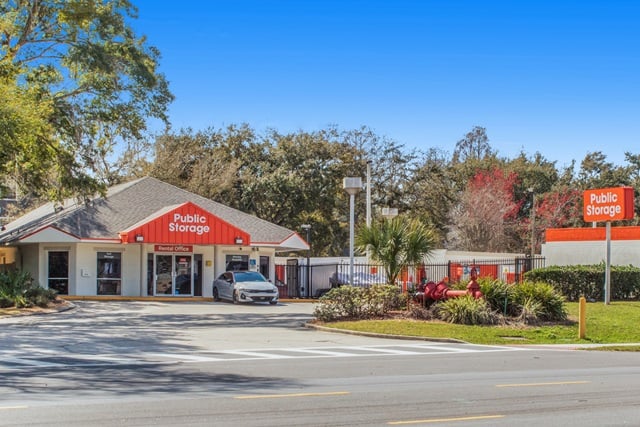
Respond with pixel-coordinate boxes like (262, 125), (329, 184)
(155, 254), (173, 295)
(154, 254), (193, 296)
(174, 255), (192, 296)
(48, 251), (69, 295)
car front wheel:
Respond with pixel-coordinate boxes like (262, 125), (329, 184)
(212, 287), (220, 302)
(232, 290), (239, 304)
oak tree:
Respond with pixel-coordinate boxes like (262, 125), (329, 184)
(0, 0), (173, 202)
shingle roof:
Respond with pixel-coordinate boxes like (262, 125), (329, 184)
(0, 177), (298, 247)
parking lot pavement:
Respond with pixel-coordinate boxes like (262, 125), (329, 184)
(1, 300), (449, 358)
(1, 300), (319, 352)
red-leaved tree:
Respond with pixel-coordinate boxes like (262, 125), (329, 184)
(523, 188), (583, 254)
(448, 168), (522, 251)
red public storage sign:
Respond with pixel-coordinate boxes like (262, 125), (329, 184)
(119, 202), (250, 245)
(583, 186), (635, 222)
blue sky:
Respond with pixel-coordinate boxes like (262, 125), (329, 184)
(133, 0), (639, 168)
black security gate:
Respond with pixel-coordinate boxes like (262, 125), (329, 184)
(276, 256), (546, 298)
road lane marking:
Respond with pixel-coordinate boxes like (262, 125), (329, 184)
(234, 391), (350, 399)
(389, 414), (505, 424)
(0, 406), (28, 410)
(496, 380), (590, 388)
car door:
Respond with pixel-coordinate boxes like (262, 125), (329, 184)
(214, 273), (227, 300)
(219, 272), (234, 300)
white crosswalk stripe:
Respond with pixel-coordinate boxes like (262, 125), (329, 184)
(0, 343), (526, 370)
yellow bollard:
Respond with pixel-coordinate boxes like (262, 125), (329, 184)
(578, 296), (586, 339)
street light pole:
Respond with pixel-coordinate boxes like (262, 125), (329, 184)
(366, 160), (372, 227)
(343, 177), (363, 287)
(529, 189), (535, 261)
(301, 224), (311, 296)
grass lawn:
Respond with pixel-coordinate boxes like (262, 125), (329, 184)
(321, 301), (640, 347)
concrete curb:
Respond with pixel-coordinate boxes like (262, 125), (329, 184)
(305, 321), (466, 343)
(0, 299), (76, 318)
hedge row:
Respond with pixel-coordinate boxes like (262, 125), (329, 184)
(524, 264), (640, 301)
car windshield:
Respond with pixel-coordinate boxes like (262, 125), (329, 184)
(234, 271), (267, 282)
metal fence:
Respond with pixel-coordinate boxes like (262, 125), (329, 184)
(275, 257), (546, 298)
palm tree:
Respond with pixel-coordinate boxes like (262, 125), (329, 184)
(355, 217), (436, 286)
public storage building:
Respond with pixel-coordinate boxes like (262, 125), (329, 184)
(0, 177), (308, 297)
(541, 226), (640, 267)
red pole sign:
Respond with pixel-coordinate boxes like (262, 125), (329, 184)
(583, 187), (634, 222)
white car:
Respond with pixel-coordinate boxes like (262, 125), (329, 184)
(212, 271), (279, 305)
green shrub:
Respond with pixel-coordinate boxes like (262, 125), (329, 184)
(477, 279), (567, 325)
(0, 270), (32, 307)
(362, 284), (406, 316)
(314, 285), (363, 321)
(313, 284), (405, 322)
(0, 270), (55, 308)
(517, 297), (544, 325)
(434, 295), (498, 325)
(525, 264), (640, 301)
(0, 295), (13, 308)
(512, 281), (567, 322)
(479, 279), (520, 317)
(25, 286), (58, 308)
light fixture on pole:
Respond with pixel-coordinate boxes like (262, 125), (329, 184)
(381, 207), (398, 220)
(343, 177), (363, 287)
(301, 224), (311, 296)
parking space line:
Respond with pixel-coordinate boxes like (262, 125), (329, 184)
(341, 346), (422, 355)
(146, 353), (223, 362)
(223, 350), (293, 359)
(284, 348), (360, 357)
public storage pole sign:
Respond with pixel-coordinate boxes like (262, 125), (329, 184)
(583, 186), (634, 222)
(583, 186), (635, 305)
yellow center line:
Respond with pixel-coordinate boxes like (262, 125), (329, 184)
(496, 380), (590, 388)
(234, 391), (350, 399)
(389, 414), (505, 425)
(0, 406), (29, 410)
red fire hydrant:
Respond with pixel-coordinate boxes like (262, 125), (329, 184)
(466, 267), (483, 299)
(414, 266), (483, 304)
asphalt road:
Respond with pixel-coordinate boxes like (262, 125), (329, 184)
(1, 301), (639, 426)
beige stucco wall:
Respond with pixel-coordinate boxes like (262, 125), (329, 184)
(4, 241), (279, 297)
